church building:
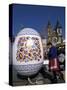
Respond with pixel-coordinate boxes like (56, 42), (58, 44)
(47, 19), (63, 45)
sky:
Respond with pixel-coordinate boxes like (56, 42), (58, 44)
(11, 4), (65, 39)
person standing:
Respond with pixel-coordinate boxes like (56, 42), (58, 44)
(47, 42), (64, 83)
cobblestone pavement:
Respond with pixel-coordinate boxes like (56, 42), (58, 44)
(10, 65), (65, 86)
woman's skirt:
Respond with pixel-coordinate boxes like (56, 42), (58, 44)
(49, 58), (60, 71)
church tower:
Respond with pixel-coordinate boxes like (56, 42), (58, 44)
(47, 20), (52, 43)
(54, 19), (63, 43)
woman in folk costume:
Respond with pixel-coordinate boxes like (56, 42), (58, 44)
(47, 42), (64, 83)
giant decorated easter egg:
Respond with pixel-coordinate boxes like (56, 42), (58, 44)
(13, 28), (44, 76)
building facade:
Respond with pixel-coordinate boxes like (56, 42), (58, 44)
(47, 19), (63, 45)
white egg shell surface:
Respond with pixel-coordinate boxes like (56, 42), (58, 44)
(13, 28), (44, 76)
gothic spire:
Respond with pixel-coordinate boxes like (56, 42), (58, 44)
(55, 17), (62, 30)
(47, 20), (52, 28)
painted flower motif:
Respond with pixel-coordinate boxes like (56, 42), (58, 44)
(16, 37), (42, 62)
